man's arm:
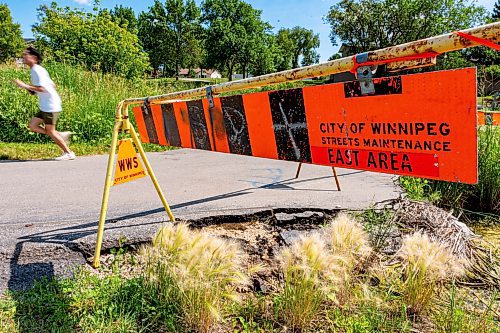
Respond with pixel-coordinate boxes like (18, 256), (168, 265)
(13, 79), (46, 93)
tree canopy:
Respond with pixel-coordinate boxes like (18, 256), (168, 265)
(108, 5), (138, 34)
(494, 0), (500, 19)
(275, 27), (320, 70)
(34, 2), (149, 79)
(325, 0), (487, 54)
(202, 0), (272, 80)
(138, 0), (203, 78)
(0, 4), (24, 63)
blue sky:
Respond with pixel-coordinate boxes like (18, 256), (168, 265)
(3, 0), (497, 62)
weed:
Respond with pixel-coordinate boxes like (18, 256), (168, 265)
(324, 214), (371, 263)
(231, 296), (275, 333)
(323, 214), (373, 304)
(325, 302), (412, 333)
(396, 232), (465, 316)
(433, 284), (498, 333)
(142, 223), (252, 333)
(356, 208), (394, 251)
(275, 233), (345, 331)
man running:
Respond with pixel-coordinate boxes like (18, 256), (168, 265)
(14, 46), (75, 161)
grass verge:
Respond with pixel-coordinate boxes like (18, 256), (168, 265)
(0, 215), (497, 333)
(400, 125), (499, 218)
(0, 142), (174, 160)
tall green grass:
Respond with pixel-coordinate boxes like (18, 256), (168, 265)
(0, 62), (199, 143)
(401, 125), (499, 216)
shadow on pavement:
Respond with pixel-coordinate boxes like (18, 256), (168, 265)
(7, 171), (364, 291)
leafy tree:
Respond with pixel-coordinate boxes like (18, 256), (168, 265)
(138, 0), (203, 78)
(494, 0), (500, 19)
(325, 0), (486, 54)
(462, 6), (500, 94)
(0, 4), (24, 63)
(165, 0), (203, 79)
(108, 5), (138, 33)
(138, 1), (174, 76)
(33, 2), (149, 79)
(202, 0), (270, 80)
(275, 27), (320, 70)
(250, 32), (278, 76)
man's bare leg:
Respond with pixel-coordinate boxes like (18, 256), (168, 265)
(45, 124), (71, 153)
(28, 117), (72, 153)
(28, 117), (46, 135)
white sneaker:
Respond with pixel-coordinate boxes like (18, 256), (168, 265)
(59, 131), (72, 146)
(54, 151), (76, 161)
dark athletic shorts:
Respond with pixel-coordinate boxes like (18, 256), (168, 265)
(35, 110), (61, 125)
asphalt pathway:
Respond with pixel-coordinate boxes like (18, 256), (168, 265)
(0, 149), (402, 292)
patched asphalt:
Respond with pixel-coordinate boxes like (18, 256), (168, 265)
(0, 149), (402, 293)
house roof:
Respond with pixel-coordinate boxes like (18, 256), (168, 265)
(179, 68), (220, 75)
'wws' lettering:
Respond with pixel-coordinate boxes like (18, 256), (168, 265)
(118, 157), (139, 172)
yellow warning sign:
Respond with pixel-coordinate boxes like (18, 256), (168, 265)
(113, 139), (147, 185)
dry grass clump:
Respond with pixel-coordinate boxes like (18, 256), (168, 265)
(276, 233), (345, 330)
(324, 214), (372, 260)
(397, 232), (465, 316)
(323, 214), (373, 304)
(141, 223), (253, 333)
(393, 200), (499, 287)
(275, 214), (373, 331)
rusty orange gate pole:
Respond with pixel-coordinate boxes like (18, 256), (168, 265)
(93, 22), (499, 268)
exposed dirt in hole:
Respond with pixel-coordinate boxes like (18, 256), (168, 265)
(200, 213), (330, 293)
(100, 200), (498, 291)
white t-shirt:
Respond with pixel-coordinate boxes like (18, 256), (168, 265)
(31, 64), (62, 113)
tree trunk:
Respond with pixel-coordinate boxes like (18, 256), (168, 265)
(228, 64), (233, 82)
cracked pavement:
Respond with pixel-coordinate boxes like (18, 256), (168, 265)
(0, 149), (402, 293)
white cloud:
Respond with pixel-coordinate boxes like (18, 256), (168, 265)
(73, 0), (91, 5)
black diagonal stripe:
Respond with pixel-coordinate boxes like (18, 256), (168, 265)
(269, 88), (311, 163)
(344, 76), (402, 98)
(186, 100), (212, 151)
(142, 103), (159, 144)
(161, 104), (181, 147)
(220, 95), (252, 156)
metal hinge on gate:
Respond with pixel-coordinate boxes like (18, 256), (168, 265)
(206, 86), (215, 108)
(142, 97), (151, 115)
(354, 53), (377, 95)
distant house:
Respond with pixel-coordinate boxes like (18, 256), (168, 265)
(178, 68), (222, 79)
(338, 43), (354, 57)
(24, 38), (36, 45)
(231, 73), (254, 80)
(329, 43), (356, 83)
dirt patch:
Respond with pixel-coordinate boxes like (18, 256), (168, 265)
(200, 212), (330, 293)
(98, 200), (498, 290)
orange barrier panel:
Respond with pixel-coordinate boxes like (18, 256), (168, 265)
(133, 68), (478, 184)
(478, 111), (500, 126)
